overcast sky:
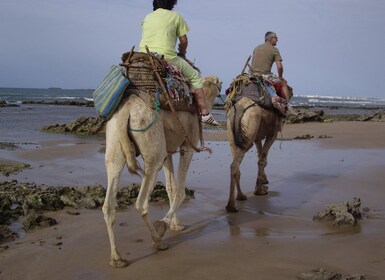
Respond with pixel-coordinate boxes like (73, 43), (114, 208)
(1, 0), (384, 98)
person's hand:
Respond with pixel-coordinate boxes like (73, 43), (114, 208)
(178, 43), (186, 58)
(177, 52), (186, 59)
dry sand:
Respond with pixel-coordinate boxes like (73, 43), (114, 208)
(1, 121), (385, 280)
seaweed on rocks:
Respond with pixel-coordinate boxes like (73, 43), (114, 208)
(0, 180), (195, 243)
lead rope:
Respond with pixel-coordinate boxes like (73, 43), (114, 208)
(145, 46), (211, 154)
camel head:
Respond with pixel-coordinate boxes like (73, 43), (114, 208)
(202, 76), (222, 111)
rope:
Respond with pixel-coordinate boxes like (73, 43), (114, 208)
(129, 90), (161, 132)
(145, 45), (211, 154)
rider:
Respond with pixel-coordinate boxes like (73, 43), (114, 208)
(249, 31), (291, 114)
(139, 0), (220, 126)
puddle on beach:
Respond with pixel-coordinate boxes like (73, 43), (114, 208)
(168, 140), (385, 242)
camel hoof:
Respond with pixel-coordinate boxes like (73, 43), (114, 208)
(254, 186), (268, 196)
(110, 258), (129, 268)
(170, 223), (187, 232)
(154, 220), (168, 238)
(236, 194), (247, 201)
(226, 205), (239, 213)
(257, 179), (269, 185)
(153, 240), (169, 251)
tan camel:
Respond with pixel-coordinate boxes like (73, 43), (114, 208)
(102, 76), (222, 268)
(226, 90), (293, 213)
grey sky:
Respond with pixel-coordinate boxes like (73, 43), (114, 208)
(1, 0), (384, 98)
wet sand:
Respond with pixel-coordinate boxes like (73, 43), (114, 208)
(1, 121), (385, 279)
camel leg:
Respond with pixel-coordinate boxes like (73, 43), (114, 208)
(162, 150), (192, 231)
(162, 155), (183, 231)
(226, 145), (247, 212)
(255, 136), (276, 196)
(135, 155), (170, 250)
(102, 120), (129, 268)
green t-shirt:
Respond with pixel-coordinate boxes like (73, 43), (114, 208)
(139, 8), (190, 60)
(249, 42), (282, 75)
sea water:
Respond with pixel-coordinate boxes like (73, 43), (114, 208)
(1, 87), (385, 109)
(1, 87), (384, 144)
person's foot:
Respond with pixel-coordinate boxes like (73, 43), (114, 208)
(272, 96), (287, 117)
(201, 113), (220, 126)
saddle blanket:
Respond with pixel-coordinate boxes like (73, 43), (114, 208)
(92, 65), (130, 120)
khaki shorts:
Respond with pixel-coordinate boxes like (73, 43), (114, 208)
(167, 56), (203, 89)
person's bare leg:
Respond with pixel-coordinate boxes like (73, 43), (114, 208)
(192, 88), (219, 126)
(280, 79), (291, 101)
(192, 88), (209, 115)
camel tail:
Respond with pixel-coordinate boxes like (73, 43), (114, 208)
(117, 109), (143, 175)
(232, 104), (249, 150)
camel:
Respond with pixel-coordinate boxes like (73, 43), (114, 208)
(226, 88), (293, 213)
(102, 76), (222, 268)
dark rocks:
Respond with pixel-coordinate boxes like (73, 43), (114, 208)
(357, 111), (385, 122)
(286, 109), (324, 124)
(298, 268), (367, 280)
(0, 225), (17, 243)
(0, 162), (31, 176)
(41, 116), (106, 135)
(22, 100), (94, 107)
(313, 197), (362, 226)
(0, 142), (19, 150)
(0, 180), (195, 243)
(22, 210), (57, 232)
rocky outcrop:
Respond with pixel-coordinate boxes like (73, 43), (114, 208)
(286, 109), (324, 124)
(22, 100), (94, 107)
(298, 268), (367, 280)
(41, 116), (106, 135)
(357, 111), (385, 122)
(0, 180), (195, 242)
(0, 162), (31, 176)
(313, 197), (362, 226)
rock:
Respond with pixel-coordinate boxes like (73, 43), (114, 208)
(0, 194), (13, 224)
(357, 112), (385, 122)
(0, 225), (17, 243)
(41, 116), (106, 135)
(23, 210), (57, 232)
(0, 162), (31, 176)
(313, 197), (362, 226)
(24, 189), (64, 212)
(0, 180), (195, 241)
(0, 142), (19, 150)
(22, 100), (94, 107)
(286, 109), (324, 124)
(298, 268), (367, 280)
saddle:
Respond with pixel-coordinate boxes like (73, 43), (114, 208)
(225, 73), (289, 116)
(225, 74), (274, 110)
(120, 50), (196, 113)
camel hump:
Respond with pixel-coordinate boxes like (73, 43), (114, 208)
(230, 100), (255, 150)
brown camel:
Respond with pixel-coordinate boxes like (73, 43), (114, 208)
(226, 89), (293, 213)
(102, 76), (221, 268)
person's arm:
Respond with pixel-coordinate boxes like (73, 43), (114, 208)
(275, 60), (284, 79)
(178, 35), (188, 57)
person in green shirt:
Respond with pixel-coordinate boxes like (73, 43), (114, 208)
(139, 0), (219, 126)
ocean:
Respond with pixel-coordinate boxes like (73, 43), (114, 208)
(1, 87), (384, 144)
(1, 87), (385, 109)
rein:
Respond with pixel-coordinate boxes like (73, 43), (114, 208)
(145, 46), (212, 154)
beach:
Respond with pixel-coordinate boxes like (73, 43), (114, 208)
(1, 106), (385, 280)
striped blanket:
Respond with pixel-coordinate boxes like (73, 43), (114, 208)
(92, 65), (130, 120)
